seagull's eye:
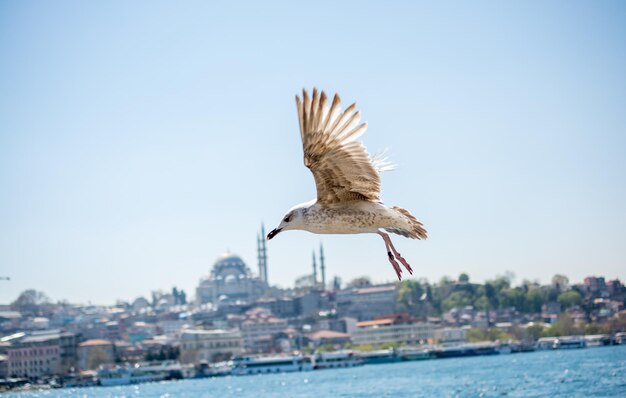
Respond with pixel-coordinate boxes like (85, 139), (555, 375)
(284, 215), (291, 223)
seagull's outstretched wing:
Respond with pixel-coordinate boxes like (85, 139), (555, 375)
(296, 88), (381, 205)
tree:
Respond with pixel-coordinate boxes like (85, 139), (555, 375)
(557, 290), (582, 309)
(473, 295), (489, 311)
(458, 273), (470, 283)
(489, 276), (511, 292)
(442, 291), (473, 311)
(545, 313), (579, 337)
(466, 328), (510, 342)
(524, 323), (545, 341)
(551, 274), (570, 292)
(497, 288), (525, 311)
(525, 288), (545, 313)
(11, 289), (51, 314)
(585, 323), (604, 335)
(396, 280), (424, 314)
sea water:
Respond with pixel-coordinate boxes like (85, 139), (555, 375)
(6, 345), (626, 397)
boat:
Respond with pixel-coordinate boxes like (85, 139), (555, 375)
(357, 349), (400, 364)
(231, 355), (313, 375)
(536, 337), (559, 350)
(397, 347), (432, 361)
(62, 371), (98, 388)
(97, 361), (186, 386)
(555, 336), (586, 349)
(432, 343), (499, 358)
(584, 334), (613, 347)
(313, 350), (363, 369)
(195, 361), (233, 378)
(98, 366), (165, 386)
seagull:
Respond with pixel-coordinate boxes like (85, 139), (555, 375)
(267, 88), (427, 280)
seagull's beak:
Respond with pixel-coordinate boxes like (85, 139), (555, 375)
(267, 228), (282, 240)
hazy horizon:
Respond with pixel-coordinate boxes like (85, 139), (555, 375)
(1, 1), (625, 305)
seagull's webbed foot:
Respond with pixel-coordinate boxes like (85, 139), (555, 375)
(383, 234), (413, 275)
(393, 251), (413, 275)
(388, 251), (402, 280)
(379, 230), (413, 278)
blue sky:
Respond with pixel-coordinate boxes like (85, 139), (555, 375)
(1, 1), (625, 305)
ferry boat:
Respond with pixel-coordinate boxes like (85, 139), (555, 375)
(432, 343), (499, 358)
(231, 355), (313, 375)
(97, 361), (186, 386)
(397, 347), (432, 361)
(555, 336), (586, 349)
(62, 371), (98, 388)
(98, 366), (165, 386)
(536, 337), (558, 350)
(195, 361), (233, 378)
(536, 336), (586, 350)
(584, 334), (613, 347)
(357, 349), (400, 364)
(313, 350), (363, 369)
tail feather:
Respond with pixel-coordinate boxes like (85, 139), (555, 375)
(387, 206), (428, 240)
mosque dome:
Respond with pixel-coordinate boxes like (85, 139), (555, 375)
(211, 252), (249, 276)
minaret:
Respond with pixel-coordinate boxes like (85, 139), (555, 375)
(257, 224), (268, 285)
(261, 224), (268, 284)
(257, 232), (263, 281)
(319, 243), (326, 290)
(312, 251), (318, 285)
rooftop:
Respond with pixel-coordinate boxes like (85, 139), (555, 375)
(308, 330), (350, 340)
(79, 339), (113, 347)
(354, 286), (396, 294)
(356, 318), (394, 328)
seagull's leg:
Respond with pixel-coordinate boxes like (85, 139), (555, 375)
(380, 232), (413, 275)
(378, 231), (402, 280)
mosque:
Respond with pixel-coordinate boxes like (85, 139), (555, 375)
(195, 252), (268, 306)
(195, 225), (270, 307)
(196, 224), (329, 307)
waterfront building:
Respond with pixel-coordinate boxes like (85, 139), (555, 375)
(77, 339), (115, 370)
(351, 317), (434, 346)
(238, 308), (289, 352)
(196, 253), (267, 307)
(114, 341), (143, 363)
(0, 354), (7, 379)
(179, 328), (243, 364)
(307, 330), (351, 348)
(6, 330), (79, 378)
(434, 327), (467, 346)
(336, 284), (397, 321)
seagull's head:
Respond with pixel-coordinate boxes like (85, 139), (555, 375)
(267, 206), (307, 240)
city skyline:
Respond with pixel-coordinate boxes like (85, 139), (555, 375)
(1, 243), (622, 307)
(1, 1), (625, 304)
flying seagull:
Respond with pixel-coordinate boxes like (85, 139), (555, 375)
(267, 88), (427, 280)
